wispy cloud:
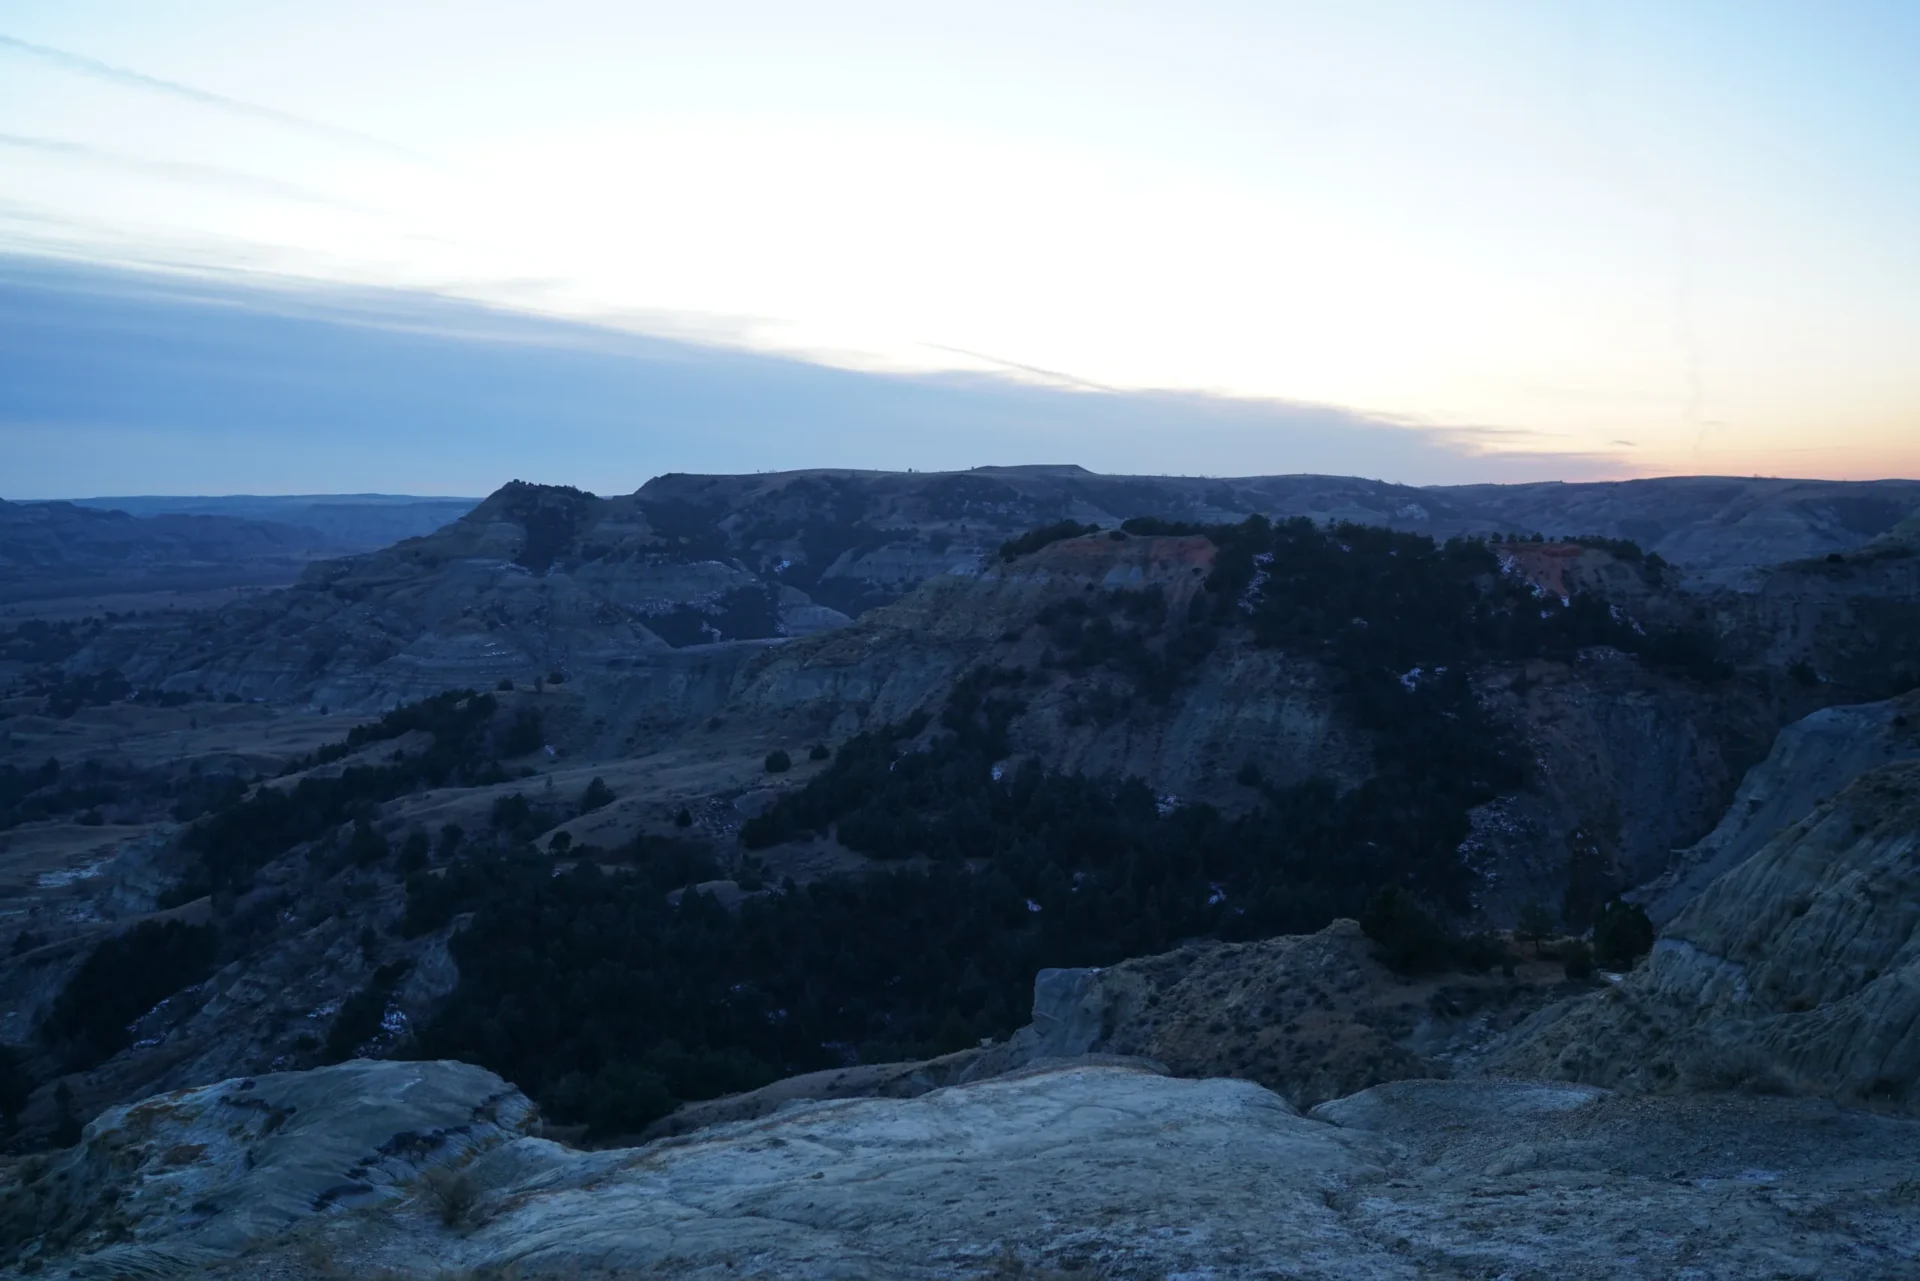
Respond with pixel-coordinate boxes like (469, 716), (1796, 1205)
(0, 34), (422, 161)
(921, 343), (1119, 393)
(0, 134), (372, 212)
(0, 254), (1639, 497)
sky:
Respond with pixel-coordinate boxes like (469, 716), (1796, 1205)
(2, 0), (1917, 494)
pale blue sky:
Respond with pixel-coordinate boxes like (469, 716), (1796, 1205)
(3, 1), (1917, 490)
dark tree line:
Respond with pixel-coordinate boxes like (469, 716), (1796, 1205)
(175, 691), (533, 896)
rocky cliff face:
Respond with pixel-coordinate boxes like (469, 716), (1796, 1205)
(1714, 540), (1920, 700)
(1489, 759), (1920, 1111)
(1636, 691), (1920, 923)
(8, 1058), (1918, 1279)
(726, 532), (1367, 807)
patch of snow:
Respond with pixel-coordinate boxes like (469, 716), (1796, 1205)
(38, 860), (110, 888)
(1155, 794), (1179, 817)
(1027, 899), (1043, 913)
(1207, 883), (1227, 906)
(991, 761), (1007, 782)
(1399, 666), (1424, 692)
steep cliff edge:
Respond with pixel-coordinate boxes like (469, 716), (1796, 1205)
(1489, 759), (1920, 1109)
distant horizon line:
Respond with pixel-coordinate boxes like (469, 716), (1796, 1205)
(14, 465), (1920, 507)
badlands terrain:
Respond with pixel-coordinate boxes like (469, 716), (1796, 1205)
(0, 494), (476, 615)
(1, 466), (1919, 1277)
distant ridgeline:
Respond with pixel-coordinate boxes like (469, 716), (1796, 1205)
(37, 517), (1726, 1139)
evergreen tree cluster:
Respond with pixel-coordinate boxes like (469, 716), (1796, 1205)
(176, 691), (531, 895)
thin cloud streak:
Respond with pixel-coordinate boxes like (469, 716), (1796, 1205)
(0, 33), (424, 161)
(0, 134), (374, 213)
(921, 343), (1120, 393)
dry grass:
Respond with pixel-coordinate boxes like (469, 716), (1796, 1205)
(420, 1165), (485, 1231)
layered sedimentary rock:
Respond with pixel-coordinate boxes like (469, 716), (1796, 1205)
(1637, 691), (1920, 923)
(1491, 759), (1920, 1109)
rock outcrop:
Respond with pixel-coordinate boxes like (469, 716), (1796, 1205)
(636, 919), (1578, 1143)
(1637, 691), (1920, 923)
(0, 1059), (531, 1276)
(9, 1058), (1920, 1279)
(1489, 759), (1920, 1109)
(1002, 920), (1574, 1109)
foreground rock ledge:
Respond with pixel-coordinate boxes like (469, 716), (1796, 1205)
(5, 1059), (1918, 1279)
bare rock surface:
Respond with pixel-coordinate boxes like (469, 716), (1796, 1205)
(9, 1059), (1920, 1279)
(0, 1059), (531, 1276)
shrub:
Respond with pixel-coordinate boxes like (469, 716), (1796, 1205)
(421, 1166), (482, 1230)
(1560, 939), (1595, 981)
(764, 750), (792, 774)
(1360, 885), (1452, 974)
(1591, 899), (1654, 970)
(346, 817), (389, 867)
(808, 744), (830, 762)
(1515, 901), (1556, 956)
(490, 793), (533, 836)
(399, 827), (431, 873)
(500, 708), (543, 757)
(321, 960), (410, 1064)
(579, 777), (615, 812)
(0, 1044), (30, 1131)
(674, 807), (693, 828)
